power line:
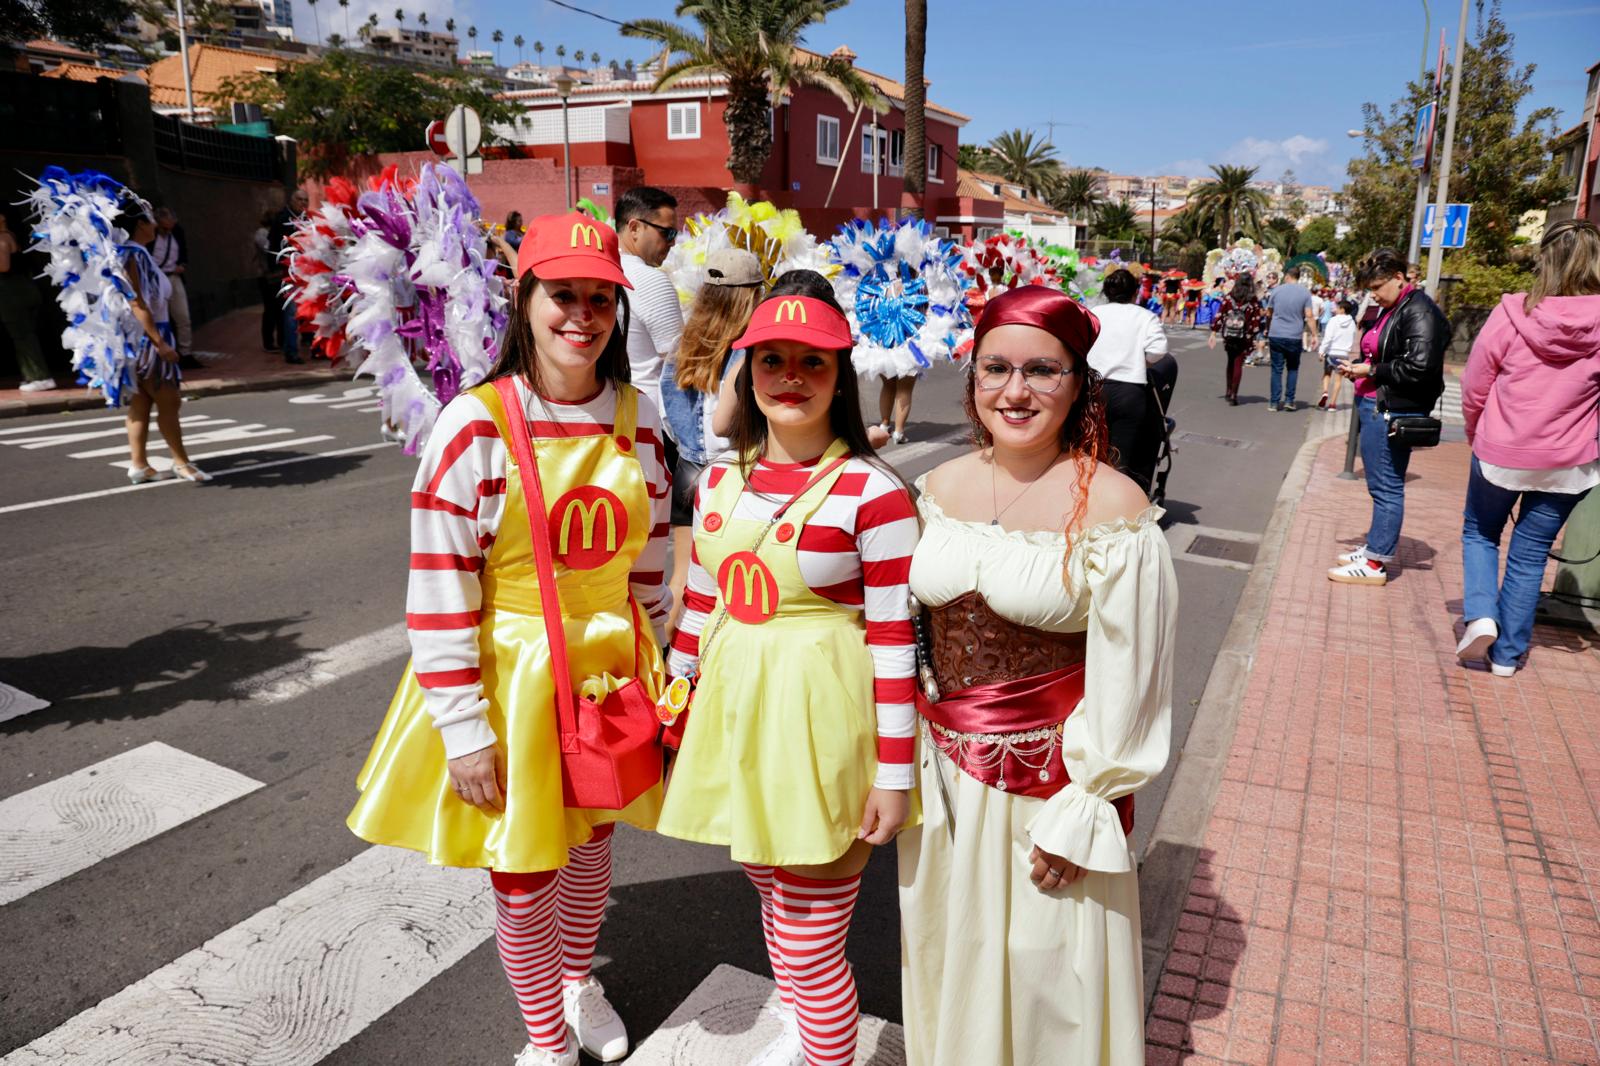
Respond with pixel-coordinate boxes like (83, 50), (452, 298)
(541, 0), (629, 28)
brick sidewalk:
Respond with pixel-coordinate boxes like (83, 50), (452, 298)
(1, 307), (340, 416)
(1146, 438), (1600, 1065)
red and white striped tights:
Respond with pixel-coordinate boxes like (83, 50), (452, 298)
(743, 864), (863, 1066)
(490, 824), (615, 1052)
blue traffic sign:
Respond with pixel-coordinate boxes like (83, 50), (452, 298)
(1420, 203), (1471, 249)
(1411, 103), (1436, 170)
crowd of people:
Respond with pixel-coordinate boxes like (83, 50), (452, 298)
(342, 196), (1179, 1066)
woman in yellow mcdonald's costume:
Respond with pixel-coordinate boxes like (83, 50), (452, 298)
(347, 212), (669, 1066)
(656, 273), (921, 1066)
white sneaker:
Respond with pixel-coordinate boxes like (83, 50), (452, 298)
(892, 430), (909, 445)
(512, 1043), (577, 1066)
(1327, 558), (1387, 585)
(748, 1009), (804, 1066)
(1489, 660), (1518, 678)
(18, 379), (57, 393)
(1456, 618), (1498, 663)
(1336, 545), (1368, 565)
(562, 975), (629, 1062)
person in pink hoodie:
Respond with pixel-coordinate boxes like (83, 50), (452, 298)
(1458, 219), (1600, 676)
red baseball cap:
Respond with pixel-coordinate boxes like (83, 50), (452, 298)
(516, 211), (632, 288)
(732, 295), (853, 351)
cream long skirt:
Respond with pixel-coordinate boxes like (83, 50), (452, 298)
(897, 743), (1146, 1066)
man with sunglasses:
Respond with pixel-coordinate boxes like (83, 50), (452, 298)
(617, 186), (684, 422)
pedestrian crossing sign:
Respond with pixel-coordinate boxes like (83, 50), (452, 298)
(1420, 203), (1470, 249)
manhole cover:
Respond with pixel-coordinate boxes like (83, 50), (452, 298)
(1172, 430), (1256, 450)
(1187, 535), (1258, 564)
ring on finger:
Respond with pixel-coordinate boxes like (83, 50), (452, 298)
(1048, 868), (1064, 878)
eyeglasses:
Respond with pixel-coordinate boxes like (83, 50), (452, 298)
(974, 358), (1075, 394)
(636, 218), (679, 243)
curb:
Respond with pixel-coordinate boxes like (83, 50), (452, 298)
(1138, 423), (1344, 1011)
(0, 368), (345, 419)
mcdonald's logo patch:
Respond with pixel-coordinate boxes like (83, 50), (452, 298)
(570, 222), (602, 249)
(550, 485), (628, 570)
(773, 298), (808, 325)
(718, 551), (779, 624)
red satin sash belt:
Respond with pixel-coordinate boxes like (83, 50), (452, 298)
(916, 665), (1134, 835)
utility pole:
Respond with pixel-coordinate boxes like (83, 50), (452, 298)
(175, 0), (196, 121)
(1405, 11), (1439, 272)
(1150, 187), (1158, 264)
(1424, 0), (1470, 294)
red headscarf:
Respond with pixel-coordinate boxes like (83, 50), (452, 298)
(972, 285), (1101, 361)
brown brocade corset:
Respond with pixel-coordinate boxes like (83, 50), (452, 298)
(928, 591), (1087, 695)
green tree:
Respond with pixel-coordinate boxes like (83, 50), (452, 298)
(394, 8), (404, 27)
(623, 0), (886, 187)
(417, 12), (427, 28)
(338, 0), (350, 38)
(1187, 164), (1270, 244)
(493, 29), (504, 64)
(902, 0), (928, 217)
(957, 143), (995, 173)
(534, 40), (544, 63)
(1298, 216), (1338, 255)
(574, 49), (585, 64)
(1160, 207), (1211, 249)
(2, 0), (134, 47)
(1095, 199), (1140, 242)
(1342, 2), (1563, 266)
(327, 31), (344, 47)
(514, 34), (525, 62)
(218, 50), (518, 175)
(1049, 168), (1101, 221)
(984, 128), (1058, 196)
(1261, 216), (1299, 256)
(555, 44), (566, 61)
(306, 0), (321, 46)
(445, 17), (455, 33)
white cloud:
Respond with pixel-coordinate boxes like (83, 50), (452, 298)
(1163, 134), (1340, 185)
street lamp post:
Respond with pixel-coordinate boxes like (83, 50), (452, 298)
(1424, 0), (1470, 294)
(1149, 188), (1157, 264)
(175, 0), (196, 120)
(554, 73), (575, 211)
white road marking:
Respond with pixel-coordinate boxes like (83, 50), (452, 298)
(236, 622), (408, 704)
(886, 429), (969, 469)
(630, 964), (905, 1065)
(0, 682), (50, 726)
(107, 435), (338, 472)
(0, 743), (262, 906)
(4, 416), (230, 451)
(0, 441), (394, 515)
(70, 423), (290, 459)
(0, 847), (493, 1065)
(0, 415), (129, 437)
(288, 386), (380, 406)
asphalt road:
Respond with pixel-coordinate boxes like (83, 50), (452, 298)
(0, 332), (1336, 1063)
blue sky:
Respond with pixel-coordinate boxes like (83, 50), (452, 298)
(293, 0), (1600, 187)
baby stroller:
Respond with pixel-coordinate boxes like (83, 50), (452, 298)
(1145, 352), (1179, 506)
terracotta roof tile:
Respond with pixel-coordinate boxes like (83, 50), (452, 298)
(142, 43), (301, 108)
(39, 62), (131, 83)
(794, 47), (969, 123)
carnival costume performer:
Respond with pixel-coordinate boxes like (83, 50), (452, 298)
(659, 270), (920, 1066)
(899, 285), (1178, 1066)
(25, 169), (209, 483)
(348, 213), (671, 1066)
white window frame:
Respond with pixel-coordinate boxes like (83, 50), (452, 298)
(861, 127), (888, 174)
(816, 114), (840, 165)
(927, 143), (944, 183)
(667, 101), (701, 140)
(888, 129), (904, 178)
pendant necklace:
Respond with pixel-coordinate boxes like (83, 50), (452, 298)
(990, 449), (1062, 526)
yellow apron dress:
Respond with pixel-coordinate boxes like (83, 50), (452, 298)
(348, 380), (664, 873)
(657, 439), (912, 867)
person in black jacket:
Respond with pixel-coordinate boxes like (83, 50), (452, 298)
(1328, 248), (1449, 585)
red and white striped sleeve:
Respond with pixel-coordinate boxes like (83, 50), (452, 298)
(667, 462), (725, 677)
(406, 393), (504, 760)
(630, 391), (673, 646)
(853, 463), (920, 791)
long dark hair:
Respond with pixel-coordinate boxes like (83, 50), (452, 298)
(487, 269), (632, 394)
(726, 269), (888, 482)
(962, 332), (1110, 537)
(1229, 276), (1256, 305)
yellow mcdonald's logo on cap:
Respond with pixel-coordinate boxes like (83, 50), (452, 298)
(773, 298), (808, 325)
(570, 222), (602, 249)
(723, 558), (773, 614)
(559, 496), (618, 555)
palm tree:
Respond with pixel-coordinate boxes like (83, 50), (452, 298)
(514, 34), (525, 63)
(306, 0), (321, 46)
(468, 25), (478, 50)
(1187, 164), (1270, 245)
(394, 8), (404, 28)
(624, 0), (887, 187)
(902, 0), (927, 217)
(1049, 168), (1101, 222)
(417, 11), (427, 28)
(445, 17), (455, 33)
(1160, 207), (1211, 249)
(534, 39), (544, 65)
(555, 44), (566, 64)
(327, 31), (344, 47)
(1095, 199), (1141, 242)
(1261, 216), (1299, 256)
(492, 29), (504, 64)
(984, 129), (1059, 197)
(338, 0), (350, 40)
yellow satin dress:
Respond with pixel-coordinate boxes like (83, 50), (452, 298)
(658, 439), (916, 867)
(348, 380), (664, 873)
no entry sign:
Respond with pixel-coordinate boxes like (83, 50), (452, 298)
(425, 120), (450, 157)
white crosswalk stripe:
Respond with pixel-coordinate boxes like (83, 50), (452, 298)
(1435, 379), (1464, 425)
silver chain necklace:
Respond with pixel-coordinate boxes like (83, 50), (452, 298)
(989, 448), (1062, 526)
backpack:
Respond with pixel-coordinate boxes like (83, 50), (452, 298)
(1222, 304), (1249, 339)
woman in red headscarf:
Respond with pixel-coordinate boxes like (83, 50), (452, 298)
(898, 286), (1178, 1065)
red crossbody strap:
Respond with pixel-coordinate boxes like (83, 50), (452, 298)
(493, 377), (582, 751)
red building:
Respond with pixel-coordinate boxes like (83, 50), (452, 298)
(491, 45), (972, 234)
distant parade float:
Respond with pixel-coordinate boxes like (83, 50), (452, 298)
(662, 191), (836, 304)
(1204, 236), (1282, 282)
(828, 217), (974, 378)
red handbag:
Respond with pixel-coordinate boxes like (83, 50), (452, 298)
(494, 377), (663, 811)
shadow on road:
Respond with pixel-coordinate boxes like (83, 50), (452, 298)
(207, 451), (376, 489)
(1159, 498), (1202, 527)
(1139, 842), (1244, 1058)
(0, 615), (316, 732)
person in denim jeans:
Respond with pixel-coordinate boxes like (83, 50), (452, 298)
(1328, 249), (1448, 585)
(1457, 219), (1600, 676)
(1263, 266), (1319, 411)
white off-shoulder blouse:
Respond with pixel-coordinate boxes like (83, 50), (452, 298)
(907, 474), (1179, 873)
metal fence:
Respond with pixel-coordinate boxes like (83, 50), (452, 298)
(153, 114), (279, 181)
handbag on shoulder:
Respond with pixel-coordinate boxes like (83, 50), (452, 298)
(1385, 413), (1442, 448)
(494, 377), (663, 811)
